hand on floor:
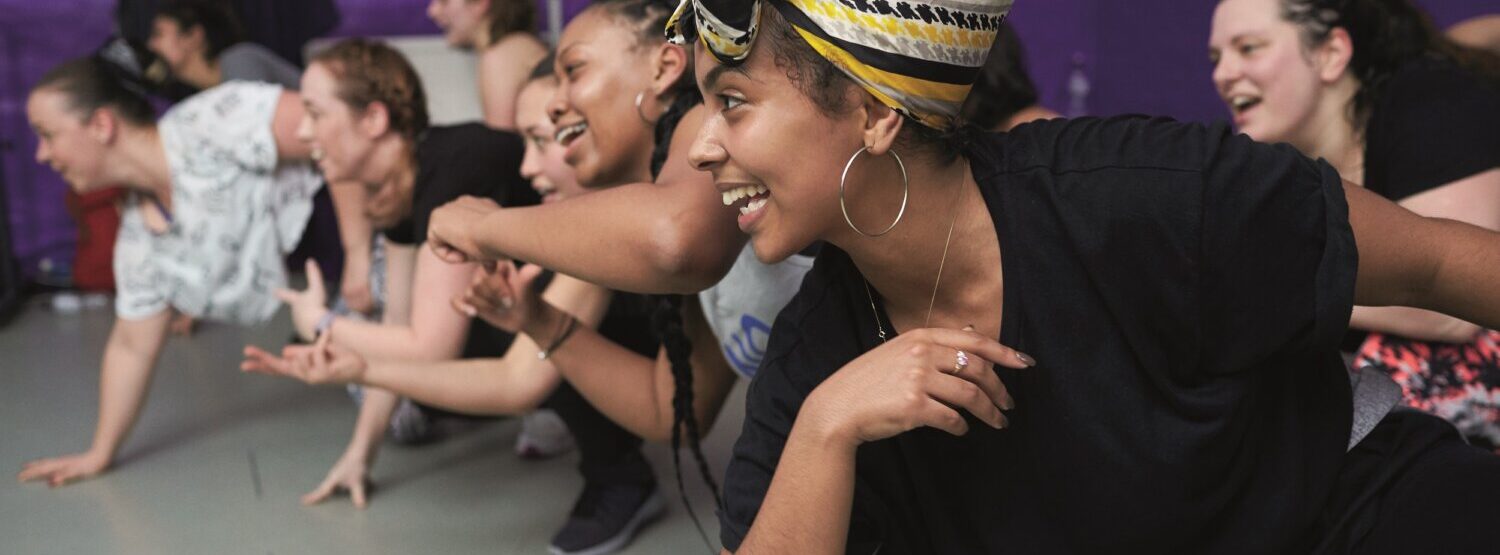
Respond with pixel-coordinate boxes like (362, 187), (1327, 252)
(304, 452), (372, 509)
(241, 332), (367, 386)
(17, 451), (109, 488)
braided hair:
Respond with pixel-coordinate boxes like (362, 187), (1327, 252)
(591, 0), (722, 548)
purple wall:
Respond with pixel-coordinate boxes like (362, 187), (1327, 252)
(1012, 0), (1498, 124)
(2, 0), (1496, 280)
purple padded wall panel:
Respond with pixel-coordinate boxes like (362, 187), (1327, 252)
(2, 0), (1495, 280)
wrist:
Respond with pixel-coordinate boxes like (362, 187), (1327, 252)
(521, 302), (564, 340)
(474, 210), (506, 261)
(300, 308), (333, 341)
(796, 392), (861, 450)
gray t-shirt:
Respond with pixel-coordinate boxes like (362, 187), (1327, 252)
(698, 245), (815, 379)
(219, 43), (301, 89)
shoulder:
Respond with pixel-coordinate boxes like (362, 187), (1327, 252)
(483, 34), (547, 61)
(480, 34), (547, 71)
(987, 116), (1239, 178)
(421, 123), (524, 162)
(165, 81), (282, 122)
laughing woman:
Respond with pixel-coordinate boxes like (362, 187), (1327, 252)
(18, 57), (320, 486)
(667, 1), (1500, 553)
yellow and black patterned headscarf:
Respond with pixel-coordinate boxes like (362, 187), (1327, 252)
(667, 0), (1014, 130)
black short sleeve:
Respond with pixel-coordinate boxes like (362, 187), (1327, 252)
(1199, 128), (1358, 373)
(1365, 58), (1500, 201)
(383, 124), (540, 245)
(718, 250), (889, 553)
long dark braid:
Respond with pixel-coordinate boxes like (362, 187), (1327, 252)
(595, 0), (722, 549)
(648, 43), (720, 555)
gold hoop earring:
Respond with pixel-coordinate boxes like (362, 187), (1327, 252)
(635, 91), (660, 125)
(839, 147), (909, 237)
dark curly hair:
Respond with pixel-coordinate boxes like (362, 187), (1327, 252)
(307, 38), (431, 145)
(755, 5), (983, 164)
(1278, 0), (1500, 132)
(154, 0), (246, 62)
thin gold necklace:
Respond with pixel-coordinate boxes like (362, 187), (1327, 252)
(865, 181), (967, 343)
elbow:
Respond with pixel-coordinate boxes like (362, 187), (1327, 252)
(648, 220), (735, 294)
(1436, 320), (1482, 344)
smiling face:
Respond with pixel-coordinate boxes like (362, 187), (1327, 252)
(546, 8), (661, 188)
(690, 42), (874, 264)
(297, 62), (412, 228)
(516, 77), (586, 203)
(27, 89), (112, 193)
(1209, 0), (1330, 143)
(427, 0), (488, 48)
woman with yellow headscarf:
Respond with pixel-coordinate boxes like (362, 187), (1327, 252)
(670, 0), (1500, 553)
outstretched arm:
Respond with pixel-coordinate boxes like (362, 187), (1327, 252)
(1347, 180), (1500, 329)
(427, 106), (744, 294)
(18, 309), (173, 486)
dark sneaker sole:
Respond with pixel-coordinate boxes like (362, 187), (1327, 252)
(548, 489), (667, 555)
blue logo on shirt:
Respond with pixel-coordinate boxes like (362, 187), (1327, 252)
(722, 314), (773, 378)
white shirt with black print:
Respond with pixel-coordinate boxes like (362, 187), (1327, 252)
(114, 81), (319, 324)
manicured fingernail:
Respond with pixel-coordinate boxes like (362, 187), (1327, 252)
(462, 305), (477, 317)
(501, 297), (514, 309)
(1001, 394), (1015, 411)
(963, 325), (975, 332)
(997, 414), (1009, 429)
(1016, 351), (1036, 367)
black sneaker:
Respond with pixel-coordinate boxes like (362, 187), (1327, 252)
(549, 481), (665, 555)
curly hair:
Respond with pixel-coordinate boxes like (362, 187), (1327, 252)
(307, 39), (431, 144)
(1279, 0), (1500, 132)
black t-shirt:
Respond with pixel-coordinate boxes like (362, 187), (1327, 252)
(1341, 57), (1498, 352)
(719, 117), (1359, 553)
(1364, 56), (1500, 202)
(383, 123), (539, 357)
(384, 123), (540, 246)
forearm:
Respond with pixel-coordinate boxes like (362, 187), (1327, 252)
(90, 313), (172, 460)
(326, 315), (465, 362)
(343, 388), (397, 460)
(1349, 305), (1480, 343)
(471, 183), (742, 294)
(1400, 217), (1500, 331)
(327, 182), (372, 255)
(737, 418), (857, 554)
(525, 305), (676, 440)
(359, 355), (559, 416)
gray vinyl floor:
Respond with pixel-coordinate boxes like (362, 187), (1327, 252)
(1, 297), (743, 555)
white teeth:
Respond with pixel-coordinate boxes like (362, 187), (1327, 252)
(555, 122), (588, 145)
(1229, 96), (1259, 111)
(720, 184), (770, 206)
(739, 196), (768, 216)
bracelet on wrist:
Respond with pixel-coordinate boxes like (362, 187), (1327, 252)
(537, 314), (578, 360)
(314, 311), (337, 338)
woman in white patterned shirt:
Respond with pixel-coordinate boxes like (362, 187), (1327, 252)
(18, 56), (319, 487)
